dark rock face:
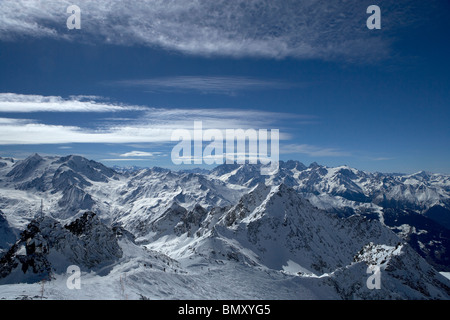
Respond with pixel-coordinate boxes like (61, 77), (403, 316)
(0, 212), (122, 284)
(0, 211), (16, 252)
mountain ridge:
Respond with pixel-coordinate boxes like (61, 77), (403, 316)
(1, 154), (449, 299)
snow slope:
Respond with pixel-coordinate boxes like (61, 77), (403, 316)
(1, 154), (449, 300)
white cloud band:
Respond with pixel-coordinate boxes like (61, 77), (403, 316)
(0, 93), (145, 113)
(0, 93), (345, 158)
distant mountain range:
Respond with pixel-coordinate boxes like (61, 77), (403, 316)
(0, 154), (449, 299)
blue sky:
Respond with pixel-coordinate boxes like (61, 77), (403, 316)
(0, 0), (449, 174)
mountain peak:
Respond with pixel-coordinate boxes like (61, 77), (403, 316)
(55, 154), (116, 181)
(281, 160), (307, 171)
(274, 182), (294, 193)
(308, 161), (320, 169)
(5, 153), (45, 181)
(64, 211), (98, 236)
(409, 170), (431, 179)
(29, 153), (43, 160)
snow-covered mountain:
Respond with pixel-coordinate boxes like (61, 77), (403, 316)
(0, 154), (449, 299)
(210, 161), (450, 213)
(0, 212), (122, 284)
(209, 161), (450, 271)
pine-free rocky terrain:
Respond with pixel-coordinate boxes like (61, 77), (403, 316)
(0, 154), (449, 299)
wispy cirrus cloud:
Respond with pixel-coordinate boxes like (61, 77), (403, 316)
(0, 93), (298, 145)
(0, 92), (312, 129)
(0, 93), (334, 163)
(110, 76), (296, 95)
(139, 107), (312, 130)
(0, 117), (174, 145)
(0, 0), (441, 62)
(0, 93), (146, 113)
(100, 150), (165, 162)
(0, 115), (292, 145)
(99, 158), (153, 162)
(119, 151), (161, 157)
(0, 93), (351, 166)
